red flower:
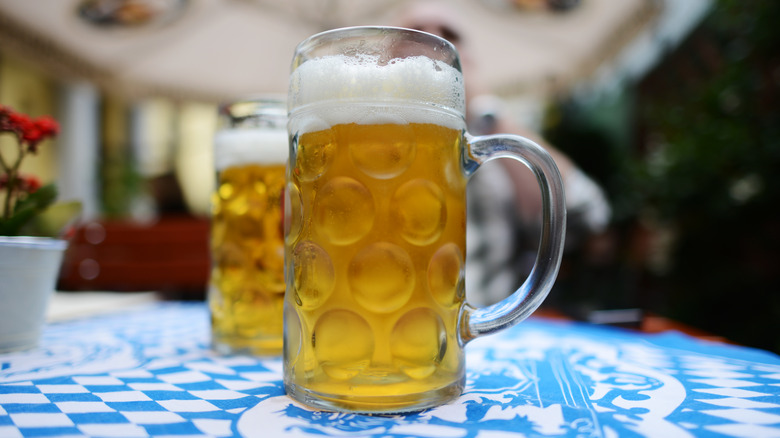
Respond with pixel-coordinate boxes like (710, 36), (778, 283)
(23, 126), (44, 147)
(7, 112), (33, 136)
(35, 116), (59, 137)
(1, 105), (63, 231)
(2, 109), (60, 152)
(0, 173), (41, 193)
(20, 175), (42, 193)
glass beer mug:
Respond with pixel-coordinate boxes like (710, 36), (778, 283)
(209, 97), (288, 355)
(284, 27), (566, 412)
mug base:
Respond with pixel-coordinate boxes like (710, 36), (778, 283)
(284, 376), (465, 414)
(211, 336), (282, 357)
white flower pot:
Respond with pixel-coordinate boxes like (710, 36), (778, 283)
(0, 236), (67, 352)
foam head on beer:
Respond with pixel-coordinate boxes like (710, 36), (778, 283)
(213, 128), (288, 171)
(289, 54), (466, 131)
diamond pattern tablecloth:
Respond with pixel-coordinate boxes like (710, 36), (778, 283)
(1, 301), (779, 437)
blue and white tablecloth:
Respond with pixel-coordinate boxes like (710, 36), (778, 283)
(1, 302), (779, 437)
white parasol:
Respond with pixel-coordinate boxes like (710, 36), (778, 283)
(0, 0), (671, 103)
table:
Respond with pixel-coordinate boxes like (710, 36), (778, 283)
(2, 301), (779, 437)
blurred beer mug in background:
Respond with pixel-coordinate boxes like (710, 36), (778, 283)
(284, 27), (566, 413)
(209, 96), (288, 356)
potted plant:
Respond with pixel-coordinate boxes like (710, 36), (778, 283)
(0, 104), (81, 352)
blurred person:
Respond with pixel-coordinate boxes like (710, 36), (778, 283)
(396, 1), (611, 305)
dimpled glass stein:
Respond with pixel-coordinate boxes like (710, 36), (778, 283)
(283, 27), (566, 413)
(209, 97), (288, 356)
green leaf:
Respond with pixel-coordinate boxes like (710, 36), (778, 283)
(1, 184), (82, 237)
(13, 183), (58, 213)
(20, 200), (83, 237)
(0, 204), (38, 236)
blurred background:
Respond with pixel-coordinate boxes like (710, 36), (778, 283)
(1, 0), (777, 352)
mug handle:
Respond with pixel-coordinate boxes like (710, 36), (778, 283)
(459, 133), (567, 344)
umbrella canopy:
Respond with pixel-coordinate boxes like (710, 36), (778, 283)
(0, 0), (660, 103)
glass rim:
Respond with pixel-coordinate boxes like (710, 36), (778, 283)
(217, 94), (287, 130)
(218, 94), (286, 116)
(292, 25), (460, 69)
(218, 93), (286, 108)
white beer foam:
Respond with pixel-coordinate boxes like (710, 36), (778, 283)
(289, 55), (465, 131)
(213, 129), (288, 171)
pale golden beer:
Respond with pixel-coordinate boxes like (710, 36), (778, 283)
(285, 27), (566, 413)
(209, 98), (288, 356)
(286, 119), (466, 408)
